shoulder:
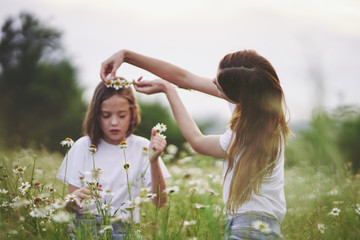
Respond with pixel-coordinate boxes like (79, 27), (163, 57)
(71, 136), (91, 151)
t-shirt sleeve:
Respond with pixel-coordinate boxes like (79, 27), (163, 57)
(142, 156), (171, 188)
(56, 137), (88, 188)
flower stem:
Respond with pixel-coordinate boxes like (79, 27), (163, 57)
(62, 149), (69, 198)
(30, 155), (37, 187)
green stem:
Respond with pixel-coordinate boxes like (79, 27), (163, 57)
(62, 149), (69, 198)
(30, 155), (37, 187)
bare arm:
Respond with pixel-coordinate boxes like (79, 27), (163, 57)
(148, 129), (167, 208)
(101, 49), (220, 97)
(135, 79), (225, 159)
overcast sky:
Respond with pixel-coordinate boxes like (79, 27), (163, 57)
(1, 0), (360, 132)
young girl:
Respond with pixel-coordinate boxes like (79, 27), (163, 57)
(56, 81), (170, 239)
(100, 49), (290, 239)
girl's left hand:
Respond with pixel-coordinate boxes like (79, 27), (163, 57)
(149, 129), (167, 161)
(134, 79), (170, 95)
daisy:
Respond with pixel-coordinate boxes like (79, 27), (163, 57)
(0, 189), (8, 194)
(142, 147), (148, 156)
(65, 194), (77, 203)
(99, 225), (113, 234)
(355, 204), (360, 215)
(52, 211), (72, 223)
(105, 79), (113, 88)
(13, 166), (26, 175)
(49, 188), (56, 194)
(103, 190), (115, 202)
(163, 186), (180, 194)
(113, 78), (122, 90)
(29, 208), (47, 218)
(194, 203), (209, 209)
(60, 138), (74, 147)
(166, 144), (178, 155)
(329, 207), (341, 216)
(18, 182), (31, 194)
(101, 203), (113, 211)
(110, 215), (124, 224)
(153, 123), (167, 134)
(89, 144), (97, 153)
(183, 220), (197, 226)
(53, 199), (66, 209)
(252, 220), (272, 234)
(147, 193), (157, 199)
(122, 163), (130, 170)
(318, 223), (325, 234)
(120, 141), (128, 149)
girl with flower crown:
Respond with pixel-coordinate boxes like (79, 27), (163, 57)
(100, 49), (290, 239)
(57, 81), (170, 239)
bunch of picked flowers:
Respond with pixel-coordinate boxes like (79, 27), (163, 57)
(105, 75), (135, 90)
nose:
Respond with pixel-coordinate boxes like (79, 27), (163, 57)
(110, 116), (119, 126)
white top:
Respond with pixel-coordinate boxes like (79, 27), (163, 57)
(219, 103), (286, 222)
(57, 134), (170, 222)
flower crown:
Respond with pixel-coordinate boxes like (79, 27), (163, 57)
(105, 75), (136, 90)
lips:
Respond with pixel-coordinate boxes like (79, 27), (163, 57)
(110, 130), (120, 135)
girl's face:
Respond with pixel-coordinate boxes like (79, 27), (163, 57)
(99, 95), (133, 145)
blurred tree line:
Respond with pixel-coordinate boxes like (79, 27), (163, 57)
(0, 12), (213, 155)
(285, 105), (360, 175)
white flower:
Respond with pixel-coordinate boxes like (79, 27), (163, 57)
(103, 190), (115, 203)
(53, 199), (66, 209)
(328, 189), (338, 196)
(110, 215), (124, 224)
(142, 147), (148, 156)
(166, 144), (178, 155)
(0, 189), (8, 194)
(49, 188), (56, 194)
(147, 193), (157, 199)
(13, 166), (26, 175)
(318, 223), (325, 234)
(30, 208), (47, 218)
(60, 138), (74, 147)
(99, 225), (113, 234)
(18, 182), (31, 195)
(183, 220), (197, 226)
(153, 123), (167, 134)
(194, 203), (209, 209)
(89, 144), (97, 153)
(101, 203), (113, 211)
(329, 207), (341, 216)
(52, 211), (72, 223)
(12, 198), (31, 208)
(122, 163), (131, 170)
(65, 194), (77, 203)
(125, 200), (136, 210)
(355, 204), (360, 215)
(120, 141), (128, 149)
(105, 75), (134, 89)
(252, 220), (272, 234)
(163, 186), (180, 194)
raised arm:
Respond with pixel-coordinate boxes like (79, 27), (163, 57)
(135, 79), (225, 159)
(100, 49), (220, 97)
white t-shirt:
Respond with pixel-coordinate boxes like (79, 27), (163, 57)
(57, 134), (170, 222)
(220, 103), (286, 222)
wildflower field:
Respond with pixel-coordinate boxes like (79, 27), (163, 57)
(0, 109), (360, 239)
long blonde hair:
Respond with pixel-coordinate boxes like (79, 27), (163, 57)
(217, 50), (289, 214)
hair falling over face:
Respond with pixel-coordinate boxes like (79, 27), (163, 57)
(82, 82), (141, 147)
(217, 50), (290, 214)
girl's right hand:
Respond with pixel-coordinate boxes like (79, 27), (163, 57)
(70, 184), (103, 209)
(100, 50), (125, 82)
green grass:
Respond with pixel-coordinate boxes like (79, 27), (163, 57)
(0, 141), (359, 239)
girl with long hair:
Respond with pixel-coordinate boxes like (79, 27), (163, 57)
(57, 81), (170, 239)
(101, 49), (290, 239)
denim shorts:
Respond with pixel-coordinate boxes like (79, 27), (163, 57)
(224, 212), (283, 240)
(69, 214), (129, 240)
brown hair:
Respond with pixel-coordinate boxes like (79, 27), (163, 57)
(83, 81), (141, 146)
(217, 50), (290, 214)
